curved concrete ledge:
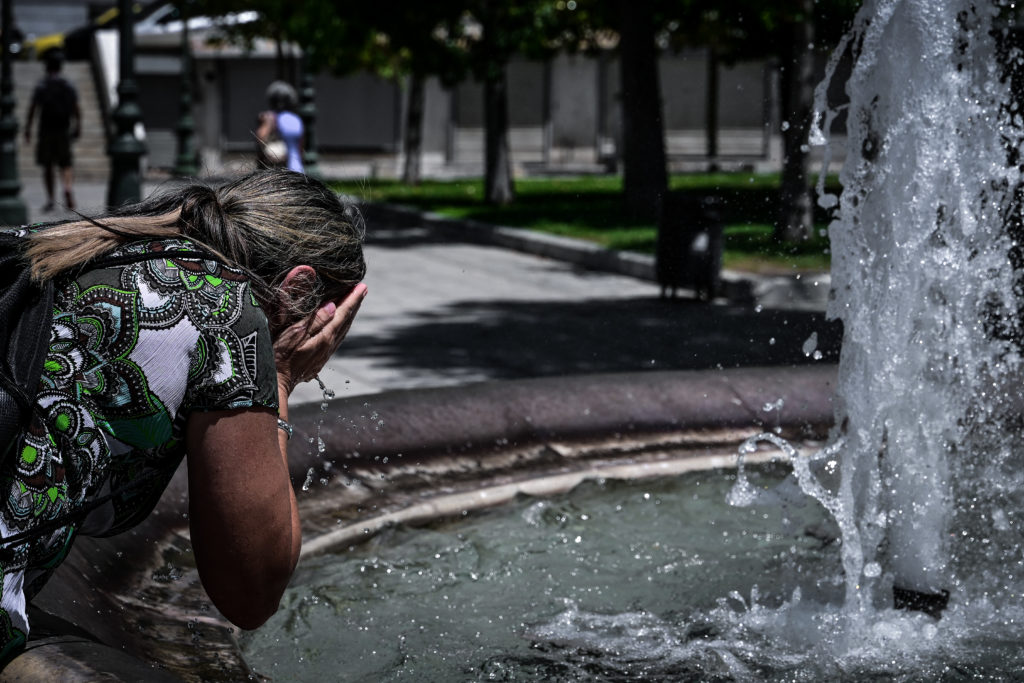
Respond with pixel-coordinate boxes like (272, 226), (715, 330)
(289, 364), (837, 469)
(2, 365), (837, 681)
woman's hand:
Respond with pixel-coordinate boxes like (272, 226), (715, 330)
(274, 283), (367, 396)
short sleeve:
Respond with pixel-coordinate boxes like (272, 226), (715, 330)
(175, 264), (279, 415)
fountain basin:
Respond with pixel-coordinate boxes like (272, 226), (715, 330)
(0, 365), (836, 681)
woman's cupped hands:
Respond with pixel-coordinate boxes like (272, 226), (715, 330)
(273, 283), (367, 396)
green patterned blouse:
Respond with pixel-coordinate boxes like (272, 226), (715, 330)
(0, 234), (279, 662)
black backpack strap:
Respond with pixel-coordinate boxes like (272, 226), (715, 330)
(0, 234), (54, 455)
(0, 469), (161, 549)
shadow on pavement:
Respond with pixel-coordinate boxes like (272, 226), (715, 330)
(343, 296), (842, 382)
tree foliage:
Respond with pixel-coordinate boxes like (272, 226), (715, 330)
(193, 0), (862, 231)
(452, 0), (592, 204)
(652, 0), (860, 241)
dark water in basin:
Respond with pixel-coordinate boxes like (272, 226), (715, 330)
(240, 460), (1024, 681)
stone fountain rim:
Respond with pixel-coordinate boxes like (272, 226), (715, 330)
(1, 364), (838, 681)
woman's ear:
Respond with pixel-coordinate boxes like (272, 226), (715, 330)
(271, 265), (317, 335)
(280, 265), (317, 296)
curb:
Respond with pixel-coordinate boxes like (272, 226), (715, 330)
(356, 200), (832, 311)
(289, 365), (838, 471)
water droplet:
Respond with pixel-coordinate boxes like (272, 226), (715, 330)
(993, 508), (1011, 531)
(802, 332), (819, 357)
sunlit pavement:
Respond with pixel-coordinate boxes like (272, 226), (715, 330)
(11, 177), (841, 406)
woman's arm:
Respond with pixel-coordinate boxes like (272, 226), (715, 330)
(185, 405), (299, 630)
(185, 282), (366, 629)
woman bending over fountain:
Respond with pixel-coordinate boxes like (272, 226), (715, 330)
(0, 169), (367, 662)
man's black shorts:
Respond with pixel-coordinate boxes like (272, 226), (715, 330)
(35, 129), (72, 168)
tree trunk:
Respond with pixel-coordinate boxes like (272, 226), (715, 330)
(483, 62), (514, 205)
(402, 73), (425, 186)
(776, 0), (816, 242)
(616, 0), (668, 221)
(275, 33), (286, 82)
(706, 44), (720, 172)
(480, 0), (514, 206)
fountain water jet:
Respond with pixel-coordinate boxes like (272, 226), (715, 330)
(788, 0), (1024, 619)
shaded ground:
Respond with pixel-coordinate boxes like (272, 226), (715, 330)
(343, 294), (840, 378)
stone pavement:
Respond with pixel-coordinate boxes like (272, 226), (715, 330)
(10, 176), (842, 407)
(16, 172), (180, 226)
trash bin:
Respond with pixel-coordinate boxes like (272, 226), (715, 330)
(656, 192), (723, 301)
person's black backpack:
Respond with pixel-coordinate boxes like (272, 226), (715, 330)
(0, 232), (53, 459)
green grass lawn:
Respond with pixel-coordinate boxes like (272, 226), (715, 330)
(333, 173), (836, 273)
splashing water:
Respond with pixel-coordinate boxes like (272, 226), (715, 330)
(736, 0), (1024, 636)
(302, 375), (338, 492)
(247, 462), (1024, 679)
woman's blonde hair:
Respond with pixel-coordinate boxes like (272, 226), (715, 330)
(24, 169), (366, 330)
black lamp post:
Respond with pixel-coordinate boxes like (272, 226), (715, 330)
(107, 0), (146, 208)
(299, 50), (320, 178)
(172, 0), (197, 177)
(0, 0), (26, 225)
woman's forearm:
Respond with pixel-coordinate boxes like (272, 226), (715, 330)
(186, 407), (302, 629)
(278, 377), (302, 564)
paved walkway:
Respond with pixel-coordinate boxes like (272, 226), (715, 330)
(16, 173), (182, 225)
(308, 225), (839, 402)
(10, 176), (841, 406)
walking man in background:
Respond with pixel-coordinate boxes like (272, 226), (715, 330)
(24, 50), (80, 212)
